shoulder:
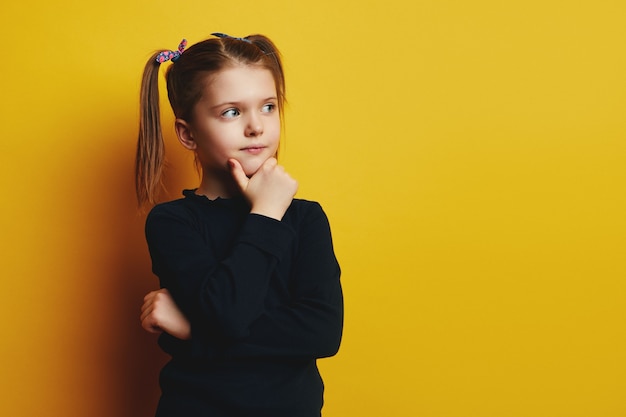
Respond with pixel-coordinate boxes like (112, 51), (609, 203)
(283, 199), (333, 234)
(146, 197), (193, 225)
(145, 192), (203, 238)
(286, 198), (325, 220)
(286, 200), (339, 267)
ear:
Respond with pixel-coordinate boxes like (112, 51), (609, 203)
(174, 119), (197, 150)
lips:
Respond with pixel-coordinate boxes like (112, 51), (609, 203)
(241, 145), (266, 155)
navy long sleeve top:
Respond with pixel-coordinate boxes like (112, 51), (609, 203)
(145, 190), (343, 417)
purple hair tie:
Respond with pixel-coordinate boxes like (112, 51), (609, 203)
(212, 32), (252, 44)
(156, 39), (188, 64)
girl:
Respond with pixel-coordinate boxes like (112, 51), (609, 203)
(136, 33), (343, 417)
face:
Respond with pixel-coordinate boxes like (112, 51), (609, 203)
(179, 65), (280, 178)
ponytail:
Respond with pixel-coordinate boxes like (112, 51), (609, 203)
(135, 52), (165, 206)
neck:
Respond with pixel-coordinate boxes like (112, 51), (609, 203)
(195, 168), (241, 200)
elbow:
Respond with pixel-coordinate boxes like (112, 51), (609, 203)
(318, 334), (342, 358)
(315, 314), (343, 358)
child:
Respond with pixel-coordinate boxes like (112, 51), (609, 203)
(136, 33), (343, 417)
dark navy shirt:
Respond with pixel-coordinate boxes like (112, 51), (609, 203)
(145, 190), (343, 417)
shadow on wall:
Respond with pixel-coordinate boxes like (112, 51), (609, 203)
(103, 143), (167, 416)
(93, 122), (194, 417)
(53, 108), (200, 417)
(110, 220), (167, 417)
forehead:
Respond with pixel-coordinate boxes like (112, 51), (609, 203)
(203, 65), (277, 102)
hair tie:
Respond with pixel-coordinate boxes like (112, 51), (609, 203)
(211, 32), (252, 44)
(156, 39), (188, 64)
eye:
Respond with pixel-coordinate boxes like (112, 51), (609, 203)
(221, 108), (240, 118)
(261, 103), (276, 113)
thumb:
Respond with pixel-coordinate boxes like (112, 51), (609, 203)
(228, 159), (249, 191)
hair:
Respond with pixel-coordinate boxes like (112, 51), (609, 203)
(135, 34), (286, 206)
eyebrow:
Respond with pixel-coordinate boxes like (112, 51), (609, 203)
(210, 97), (278, 109)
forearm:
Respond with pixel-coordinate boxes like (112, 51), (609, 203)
(149, 211), (296, 340)
(231, 282), (344, 358)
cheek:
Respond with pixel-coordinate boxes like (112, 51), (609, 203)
(268, 119), (281, 143)
(200, 126), (231, 152)
(195, 136), (232, 166)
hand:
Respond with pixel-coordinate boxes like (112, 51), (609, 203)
(140, 288), (191, 340)
(229, 157), (298, 221)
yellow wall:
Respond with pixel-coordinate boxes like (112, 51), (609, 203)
(1, 1), (625, 416)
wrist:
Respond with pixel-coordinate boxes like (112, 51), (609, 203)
(249, 192), (295, 220)
(250, 204), (286, 221)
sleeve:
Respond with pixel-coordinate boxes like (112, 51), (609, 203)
(226, 202), (344, 359)
(145, 204), (296, 352)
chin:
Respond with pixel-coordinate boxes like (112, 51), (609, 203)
(242, 160), (265, 177)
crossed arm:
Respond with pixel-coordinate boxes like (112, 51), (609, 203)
(140, 156), (297, 344)
(140, 155), (343, 359)
(139, 200), (343, 359)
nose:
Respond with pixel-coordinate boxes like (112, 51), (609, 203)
(245, 113), (263, 137)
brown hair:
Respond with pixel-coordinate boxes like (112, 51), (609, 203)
(135, 34), (286, 206)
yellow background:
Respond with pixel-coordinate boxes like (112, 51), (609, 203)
(1, 1), (625, 416)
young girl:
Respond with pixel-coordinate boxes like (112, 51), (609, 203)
(136, 33), (343, 417)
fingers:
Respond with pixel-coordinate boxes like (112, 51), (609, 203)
(227, 156), (296, 220)
(141, 310), (163, 334)
(140, 289), (170, 334)
(143, 288), (170, 303)
(143, 289), (158, 302)
(228, 159), (249, 191)
(140, 301), (162, 334)
(140, 288), (192, 340)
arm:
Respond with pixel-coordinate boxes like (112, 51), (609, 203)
(145, 157), (298, 344)
(228, 203), (343, 359)
(145, 204), (343, 359)
(145, 159), (343, 359)
(146, 207), (295, 342)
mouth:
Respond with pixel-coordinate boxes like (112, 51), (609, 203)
(241, 145), (267, 155)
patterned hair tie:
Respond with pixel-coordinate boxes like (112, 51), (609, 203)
(211, 32), (252, 44)
(156, 39), (188, 64)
